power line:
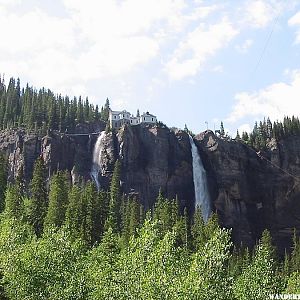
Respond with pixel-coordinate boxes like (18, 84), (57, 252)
(242, 141), (300, 182)
(252, 12), (280, 75)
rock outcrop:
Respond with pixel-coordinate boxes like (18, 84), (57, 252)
(195, 130), (300, 252)
(1, 124), (300, 252)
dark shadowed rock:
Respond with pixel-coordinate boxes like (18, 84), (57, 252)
(115, 125), (194, 209)
(194, 130), (300, 253)
(1, 124), (300, 252)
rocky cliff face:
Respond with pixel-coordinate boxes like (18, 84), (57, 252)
(195, 130), (300, 252)
(1, 124), (300, 252)
(0, 121), (106, 182)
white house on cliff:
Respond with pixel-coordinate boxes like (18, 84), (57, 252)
(109, 109), (157, 129)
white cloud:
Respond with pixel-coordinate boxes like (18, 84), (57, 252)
(238, 123), (252, 133)
(0, 0), (21, 6)
(241, 0), (281, 28)
(235, 39), (253, 53)
(289, 11), (300, 44)
(0, 0), (219, 99)
(227, 69), (300, 123)
(211, 65), (224, 73)
(165, 19), (238, 80)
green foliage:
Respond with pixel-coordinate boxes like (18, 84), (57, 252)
(220, 121), (225, 136)
(153, 190), (179, 235)
(183, 227), (233, 299)
(106, 160), (122, 233)
(4, 183), (24, 220)
(0, 146), (298, 299)
(65, 182), (106, 245)
(65, 185), (83, 240)
(290, 229), (300, 273)
(286, 271), (300, 293)
(1, 228), (88, 300)
(44, 171), (69, 230)
(101, 98), (110, 122)
(233, 230), (281, 300)
(27, 157), (48, 236)
(0, 154), (7, 213)
(240, 116), (300, 150)
(0, 76), (108, 132)
(86, 228), (120, 299)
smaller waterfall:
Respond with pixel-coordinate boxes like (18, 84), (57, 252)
(189, 135), (211, 223)
(90, 131), (106, 190)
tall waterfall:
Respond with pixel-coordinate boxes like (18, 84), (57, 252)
(90, 131), (106, 190)
(189, 135), (211, 223)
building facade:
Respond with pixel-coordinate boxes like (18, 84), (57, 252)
(109, 109), (157, 129)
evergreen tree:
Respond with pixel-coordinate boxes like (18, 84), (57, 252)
(80, 181), (98, 245)
(290, 229), (300, 273)
(94, 105), (100, 121)
(65, 185), (83, 240)
(241, 131), (249, 143)
(44, 172), (69, 230)
(97, 191), (110, 240)
(128, 197), (140, 237)
(220, 121), (225, 137)
(191, 206), (206, 251)
(233, 230), (280, 300)
(27, 157), (48, 236)
(76, 96), (84, 123)
(0, 154), (7, 213)
(101, 98), (110, 121)
(105, 160), (121, 233)
(4, 182), (24, 220)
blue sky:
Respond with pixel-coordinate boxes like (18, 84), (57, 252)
(1, 0), (300, 135)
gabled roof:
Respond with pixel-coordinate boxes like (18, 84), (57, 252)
(141, 111), (156, 118)
(110, 110), (122, 114)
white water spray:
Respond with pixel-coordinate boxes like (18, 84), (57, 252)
(90, 131), (106, 190)
(189, 135), (211, 222)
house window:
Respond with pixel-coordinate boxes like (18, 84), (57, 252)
(114, 116), (116, 119)
(130, 120), (132, 123)
(123, 114), (124, 118)
(152, 118), (153, 121)
(144, 117), (145, 120)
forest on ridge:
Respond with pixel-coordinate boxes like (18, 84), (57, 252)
(0, 77), (299, 299)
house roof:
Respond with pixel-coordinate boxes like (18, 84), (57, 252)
(141, 111), (156, 118)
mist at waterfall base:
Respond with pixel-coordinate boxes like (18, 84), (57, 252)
(189, 135), (212, 223)
(90, 131), (106, 190)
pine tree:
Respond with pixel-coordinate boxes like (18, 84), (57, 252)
(76, 96), (84, 123)
(128, 197), (140, 237)
(191, 206), (206, 250)
(44, 172), (69, 230)
(105, 160), (121, 233)
(27, 157), (48, 236)
(220, 121), (225, 137)
(97, 191), (110, 239)
(4, 182), (24, 220)
(241, 131), (249, 143)
(233, 230), (280, 300)
(80, 181), (98, 245)
(290, 229), (300, 273)
(94, 105), (100, 121)
(101, 98), (110, 121)
(0, 153), (7, 212)
(65, 185), (83, 240)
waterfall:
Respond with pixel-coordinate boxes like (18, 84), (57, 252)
(189, 135), (211, 223)
(90, 131), (106, 190)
